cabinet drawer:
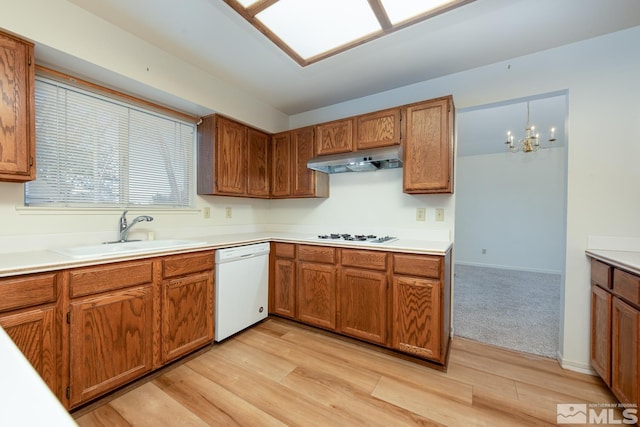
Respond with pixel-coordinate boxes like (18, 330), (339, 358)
(393, 254), (441, 279)
(342, 249), (388, 271)
(69, 260), (154, 297)
(298, 245), (336, 264)
(613, 268), (640, 306)
(274, 243), (295, 259)
(163, 250), (215, 278)
(591, 259), (612, 289)
(0, 273), (58, 312)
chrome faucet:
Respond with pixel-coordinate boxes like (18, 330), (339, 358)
(118, 210), (154, 242)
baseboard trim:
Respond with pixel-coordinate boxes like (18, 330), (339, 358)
(558, 352), (597, 375)
(454, 260), (563, 275)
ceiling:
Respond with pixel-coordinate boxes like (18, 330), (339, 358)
(60, 0), (640, 116)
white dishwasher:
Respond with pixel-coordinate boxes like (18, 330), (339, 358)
(215, 242), (270, 341)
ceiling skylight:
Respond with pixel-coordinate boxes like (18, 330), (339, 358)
(223, 0), (474, 66)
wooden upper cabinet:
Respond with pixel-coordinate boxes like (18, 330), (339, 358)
(271, 131), (292, 197)
(199, 115), (273, 197)
(247, 127), (270, 197)
(356, 108), (402, 150)
(0, 30), (35, 182)
(403, 96), (454, 194)
(215, 116), (247, 195)
(315, 118), (354, 155)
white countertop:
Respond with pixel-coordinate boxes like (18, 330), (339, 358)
(585, 249), (640, 276)
(0, 231), (452, 278)
(0, 326), (77, 426)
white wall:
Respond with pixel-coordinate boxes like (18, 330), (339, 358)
(289, 26), (640, 371)
(454, 148), (566, 274)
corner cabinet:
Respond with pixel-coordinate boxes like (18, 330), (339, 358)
(589, 258), (640, 410)
(269, 243), (452, 368)
(0, 30), (35, 182)
(271, 127), (329, 199)
(197, 115), (270, 198)
(403, 96), (454, 194)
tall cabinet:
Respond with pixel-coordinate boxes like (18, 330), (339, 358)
(0, 30), (35, 182)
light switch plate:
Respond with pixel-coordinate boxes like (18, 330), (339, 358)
(416, 208), (426, 221)
(225, 207), (232, 218)
(435, 208), (445, 222)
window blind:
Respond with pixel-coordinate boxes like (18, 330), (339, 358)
(25, 77), (195, 208)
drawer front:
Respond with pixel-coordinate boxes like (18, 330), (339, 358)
(163, 250), (215, 279)
(69, 260), (154, 297)
(591, 259), (612, 289)
(342, 249), (388, 271)
(393, 254), (441, 279)
(613, 268), (640, 306)
(274, 242), (295, 259)
(298, 245), (336, 264)
(0, 273), (58, 312)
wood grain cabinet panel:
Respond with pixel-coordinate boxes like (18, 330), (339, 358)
(272, 258), (296, 319)
(611, 297), (639, 408)
(342, 249), (388, 271)
(69, 285), (154, 407)
(298, 245), (336, 264)
(403, 96), (454, 194)
(393, 253), (441, 279)
(297, 261), (336, 330)
(355, 108), (401, 150)
(215, 116), (247, 195)
(338, 268), (387, 345)
(247, 127), (270, 197)
(69, 260), (154, 297)
(315, 118), (354, 155)
(0, 306), (58, 397)
(591, 285), (612, 385)
(392, 276), (442, 361)
(0, 30), (35, 182)
(292, 126), (317, 197)
(161, 271), (214, 363)
(271, 131), (292, 197)
(592, 259), (612, 289)
(0, 272), (57, 311)
(162, 250), (214, 279)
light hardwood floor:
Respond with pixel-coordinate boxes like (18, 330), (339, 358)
(73, 318), (617, 427)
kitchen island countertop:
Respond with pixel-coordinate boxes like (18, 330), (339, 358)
(0, 231), (453, 278)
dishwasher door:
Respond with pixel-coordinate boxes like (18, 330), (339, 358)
(214, 242), (270, 341)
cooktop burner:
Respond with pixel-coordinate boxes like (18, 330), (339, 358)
(316, 233), (398, 244)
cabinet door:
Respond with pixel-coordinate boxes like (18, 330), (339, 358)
(356, 108), (401, 150)
(215, 116), (247, 195)
(162, 271), (214, 363)
(247, 128), (270, 197)
(315, 118), (354, 155)
(272, 258), (296, 318)
(292, 126), (316, 197)
(297, 262), (336, 330)
(403, 96), (454, 194)
(392, 276), (441, 361)
(271, 131), (291, 197)
(338, 268), (387, 345)
(591, 285), (612, 385)
(69, 285), (154, 407)
(0, 31), (34, 182)
(611, 297), (639, 407)
(0, 307), (57, 397)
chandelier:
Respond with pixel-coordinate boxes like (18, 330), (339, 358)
(505, 101), (556, 153)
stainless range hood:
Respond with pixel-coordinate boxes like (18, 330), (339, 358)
(307, 146), (403, 174)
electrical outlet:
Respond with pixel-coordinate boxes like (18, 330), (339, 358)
(435, 208), (445, 222)
(203, 207), (211, 219)
(225, 207), (232, 219)
(416, 207), (426, 221)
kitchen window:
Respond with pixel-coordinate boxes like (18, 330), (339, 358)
(25, 76), (195, 209)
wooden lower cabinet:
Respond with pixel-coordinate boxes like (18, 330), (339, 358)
(589, 257), (640, 410)
(591, 285), (612, 384)
(272, 258), (296, 318)
(69, 285), (154, 407)
(392, 276), (441, 360)
(297, 261), (336, 330)
(0, 306), (57, 393)
(161, 271), (214, 363)
(611, 297), (639, 407)
(338, 268), (387, 345)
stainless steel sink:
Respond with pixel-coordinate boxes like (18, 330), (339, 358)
(53, 239), (209, 259)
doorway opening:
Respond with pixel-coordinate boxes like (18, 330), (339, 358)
(453, 91), (568, 358)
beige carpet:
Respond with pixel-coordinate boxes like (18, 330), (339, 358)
(453, 264), (561, 358)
